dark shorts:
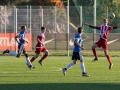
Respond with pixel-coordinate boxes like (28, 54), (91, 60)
(72, 52), (83, 60)
(18, 44), (26, 54)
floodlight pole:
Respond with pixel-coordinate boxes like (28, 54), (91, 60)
(93, 0), (96, 44)
(106, 7), (108, 19)
(80, 6), (82, 27)
(4, 5), (6, 33)
(15, 8), (17, 52)
(67, 0), (70, 57)
(30, 5), (31, 33)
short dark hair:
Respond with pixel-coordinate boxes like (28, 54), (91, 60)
(21, 25), (26, 29)
(41, 27), (45, 30)
(78, 27), (83, 33)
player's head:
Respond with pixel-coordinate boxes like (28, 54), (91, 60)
(103, 18), (108, 25)
(41, 27), (46, 33)
(21, 25), (26, 31)
(78, 27), (83, 34)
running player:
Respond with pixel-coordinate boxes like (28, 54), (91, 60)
(30, 27), (49, 66)
(84, 18), (120, 69)
(3, 25), (35, 69)
(62, 27), (90, 77)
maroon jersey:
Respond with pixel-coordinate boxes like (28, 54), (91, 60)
(96, 25), (114, 40)
(36, 33), (45, 48)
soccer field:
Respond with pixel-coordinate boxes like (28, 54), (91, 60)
(0, 56), (120, 90)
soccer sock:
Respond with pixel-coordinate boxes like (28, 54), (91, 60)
(40, 54), (48, 61)
(66, 62), (74, 70)
(92, 49), (98, 58)
(30, 57), (35, 63)
(9, 51), (17, 56)
(80, 62), (85, 73)
(106, 55), (112, 65)
(26, 57), (32, 66)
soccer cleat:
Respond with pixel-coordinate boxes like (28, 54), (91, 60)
(62, 68), (66, 76)
(38, 60), (44, 66)
(28, 65), (35, 70)
(82, 72), (90, 77)
(26, 63), (35, 70)
(3, 49), (10, 54)
(109, 64), (113, 70)
(92, 58), (99, 62)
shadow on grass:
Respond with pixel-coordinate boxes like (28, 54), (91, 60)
(0, 83), (120, 90)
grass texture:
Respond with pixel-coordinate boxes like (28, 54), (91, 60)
(0, 56), (120, 90)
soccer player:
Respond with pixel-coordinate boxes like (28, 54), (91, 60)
(30, 27), (49, 66)
(62, 27), (90, 77)
(3, 25), (35, 69)
(84, 18), (120, 69)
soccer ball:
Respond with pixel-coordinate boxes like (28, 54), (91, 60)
(108, 13), (115, 19)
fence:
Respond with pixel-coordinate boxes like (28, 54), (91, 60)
(0, 6), (120, 55)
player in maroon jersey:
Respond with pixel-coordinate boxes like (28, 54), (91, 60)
(30, 27), (49, 66)
(84, 19), (120, 70)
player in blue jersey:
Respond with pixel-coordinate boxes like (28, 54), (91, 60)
(3, 25), (35, 69)
(62, 27), (90, 77)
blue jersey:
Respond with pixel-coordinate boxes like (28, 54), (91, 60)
(73, 34), (83, 52)
(18, 30), (26, 45)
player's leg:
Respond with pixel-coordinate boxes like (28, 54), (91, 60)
(62, 60), (76, 76)
(102, 41), (113, 69)
(62, 52), (77, 75)
(23, 47), (35, 69)
(3, 49), (17, 56)
(30, 54), (39, 63)
(79, 53), (90, 77)
(104, 50), (113, 69)
(30, 48), (40, 63)
(92, 43), (99, 61)
(38, 47), (49, 66)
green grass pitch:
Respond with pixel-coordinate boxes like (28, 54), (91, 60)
(0, 56), (120, 90)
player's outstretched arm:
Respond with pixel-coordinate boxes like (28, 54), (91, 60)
(84, 23), (96, 28)
(113, 25), (120, 29)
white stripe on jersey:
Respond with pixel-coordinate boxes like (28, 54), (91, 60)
(100, 25), (109, 40)
(36, 46), (43, 48)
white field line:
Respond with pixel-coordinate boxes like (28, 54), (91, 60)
(0, 71), (23, 74)
(49, 67), (62, 72)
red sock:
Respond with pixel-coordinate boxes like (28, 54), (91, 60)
(40, 54), (48, 61)
(92, 49), (98, 58)
(30, 57), (35, 63)
(106, 55), (112, 65)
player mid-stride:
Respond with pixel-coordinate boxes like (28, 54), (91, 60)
(3, 25), (35, 69)
(62, 27), (90, 77)
(84, 18), (120, 70)
(30, 27), (49, 66)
